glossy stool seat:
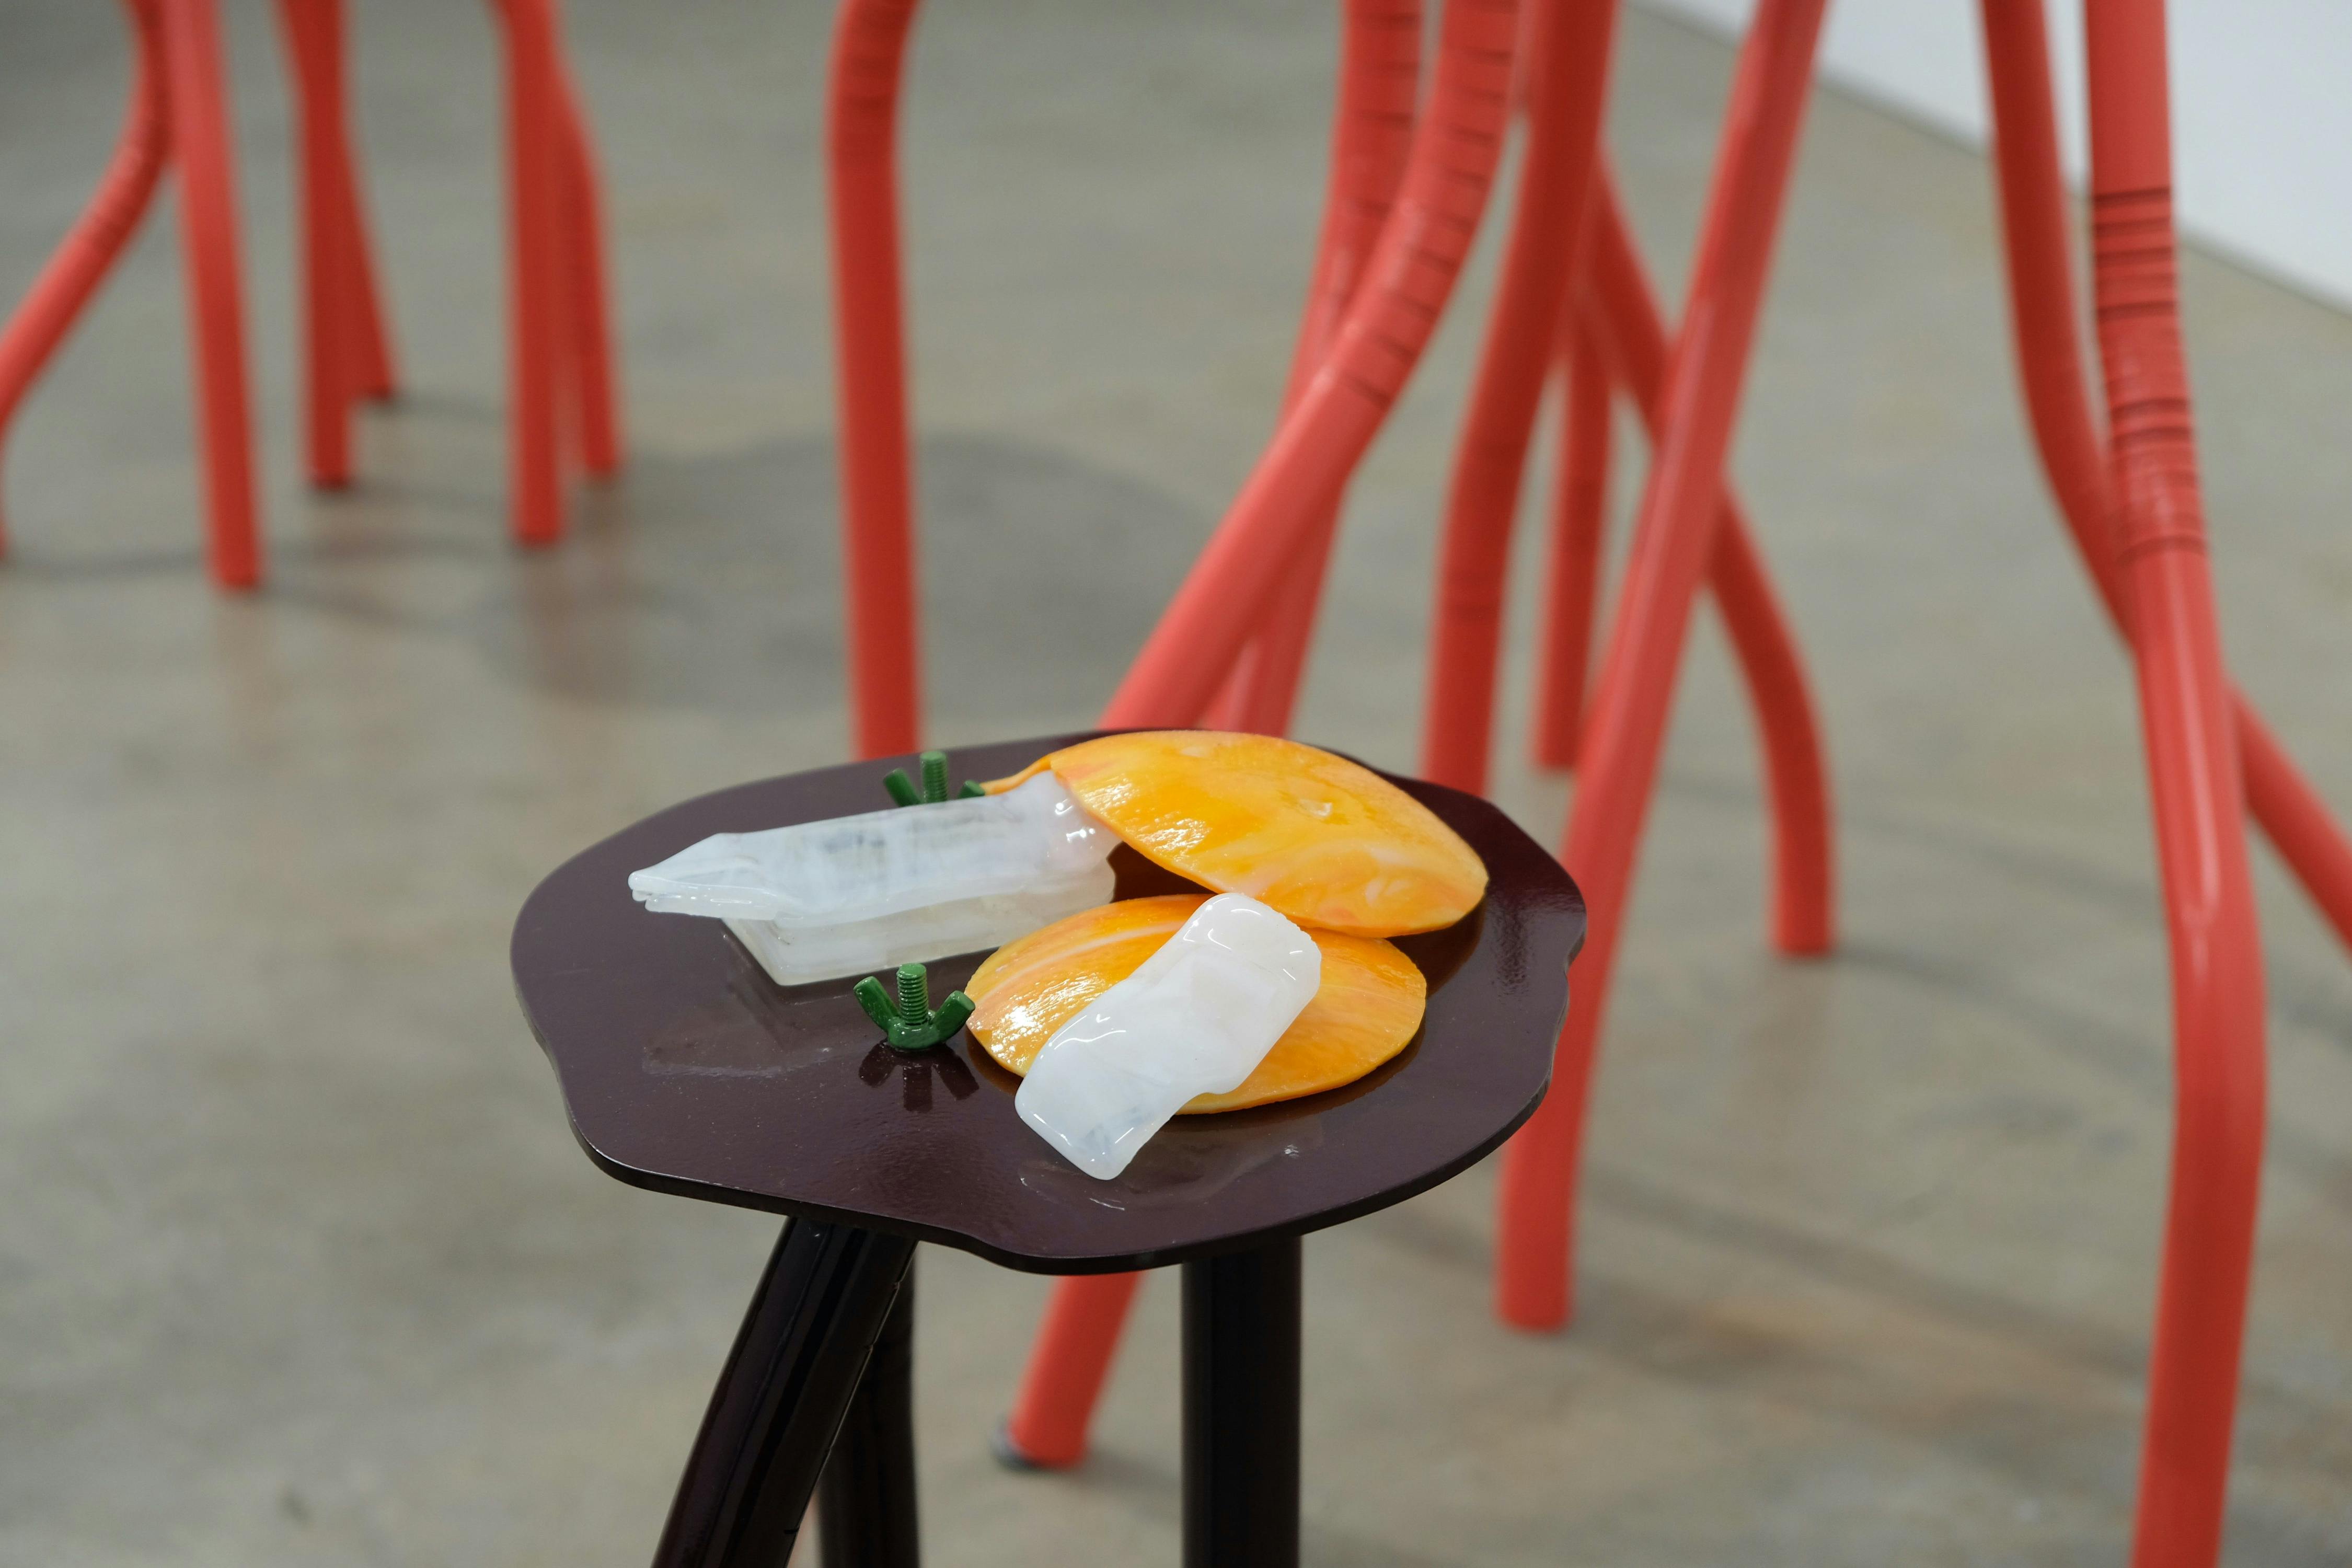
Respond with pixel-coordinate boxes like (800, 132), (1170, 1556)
(510, 732), (1586, 1566)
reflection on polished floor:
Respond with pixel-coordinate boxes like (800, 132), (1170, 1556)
(2, 1), (2349, 1563)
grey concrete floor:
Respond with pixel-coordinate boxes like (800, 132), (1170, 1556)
(4, 1), (2350, 1563)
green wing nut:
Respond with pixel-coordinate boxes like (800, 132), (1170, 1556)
(882, 751), (987, 806)
(853, 962), (975, 1052)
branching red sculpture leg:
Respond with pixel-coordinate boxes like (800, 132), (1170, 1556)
(0, 0), (172, 557)
(1493, 0), (1830, 1331)
(1979, 0), (2352, 964)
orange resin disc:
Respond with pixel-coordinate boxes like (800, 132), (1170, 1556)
(987, 731), (1485, 938)
(965, 894), (1427, 1113)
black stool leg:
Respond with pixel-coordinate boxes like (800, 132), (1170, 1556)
(652, 1219), (915, 1568)
(819, 1262), (920, 1567)
(1183, 1235), (1301, 1568)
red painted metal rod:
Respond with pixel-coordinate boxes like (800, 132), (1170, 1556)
(491, 0), (569, 547)
(158, 0), (263, 588)
(1978, 0), (2352, 962)
(555, 62), (623, 478)
(826, 0), (924, 759)
(1493, 0), (1830, 1331)
(2077, 4), (2268, 1564)
(1100, 0), (1536, 730)
(1417, 0), (1624, 794)
(0, 0), (173, 557)
(1578, 165), (1834, 958)
(1530, 303), (1612, 769)
(1209, 0), (1424, 737)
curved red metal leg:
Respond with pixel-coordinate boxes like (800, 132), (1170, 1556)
(998, 1272), (1143, 1470)
(1494, 0), (1829, 1331)
(0, 0), (171, 557)
(1218, 0), (1424, 737)
(826, 0), (923, 759)
(1581, 167), (1834, 957)
(159, 0), (263, 589)
(1531, 307), (1612, 769)
(491, 0), (566, 547)
(1417, 0), (1624, 795)
(555, 62), (622, 478)
(2077, 7), (2268, 1564)
(1104, 0), (1546, 730)
(1979, 0), (2352, 964)
(278, 0), (360, 486)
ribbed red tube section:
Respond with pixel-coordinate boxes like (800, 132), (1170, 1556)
(2077, 5), (2268, 1565)
(1979, 0), (2352, 962)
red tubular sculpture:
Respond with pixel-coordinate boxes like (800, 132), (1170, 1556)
(1416, 16), (1831, 966)
(276, 0), (396, 488)
(826, 0), (925, 759)
(555, 67), (623, 480)
(1206, 0), (1423, 738)
(1493, 0), (1829, 1330)
(1416, 0), (1621, 793)
(1578, 167), (1834, 959)
(999, 0), (1538, 1468)
(0, 0), (260, 587)
(281, 0), (618, 541)
(1531, 306), (1612, 769)
(1978, 0), (2352, 963)
(1101, 0), (1534, 729)
(2078, 4), (2268, 1562)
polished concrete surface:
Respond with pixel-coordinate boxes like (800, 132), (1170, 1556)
(4, 2), (2350, 1563)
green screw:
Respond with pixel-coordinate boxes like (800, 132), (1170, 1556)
(881, 751), (983, 806)
(853, 962), (975, 1052)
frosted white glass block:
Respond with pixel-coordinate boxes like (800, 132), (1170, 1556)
(1016, 894), (1320, 1180)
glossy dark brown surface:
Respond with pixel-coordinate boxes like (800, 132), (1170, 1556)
(510, 733), (1586, 1273)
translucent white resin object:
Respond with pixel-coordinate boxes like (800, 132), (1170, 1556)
(628, 773), (1117, 985)
(1014, 893), (1321, 1179)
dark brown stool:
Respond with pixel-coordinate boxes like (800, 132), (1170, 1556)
(510, 732), (1586, 1566)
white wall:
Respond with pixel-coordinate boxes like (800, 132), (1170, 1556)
(1641, 0), (2352, 313)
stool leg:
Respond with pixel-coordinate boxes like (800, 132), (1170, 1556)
(157, 0), (263, 590)
(1494, 0), (1829, 1331)
(1183, 1236), (1300, 1568)
(652, 1221), (915, 1568)
(490, 0), (566, 546)
(817, 1264), (920, 1568)
(1979, 0), (2352, 965)
(1531, 307), (1613, 770)
(0, 0), (171, 557)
